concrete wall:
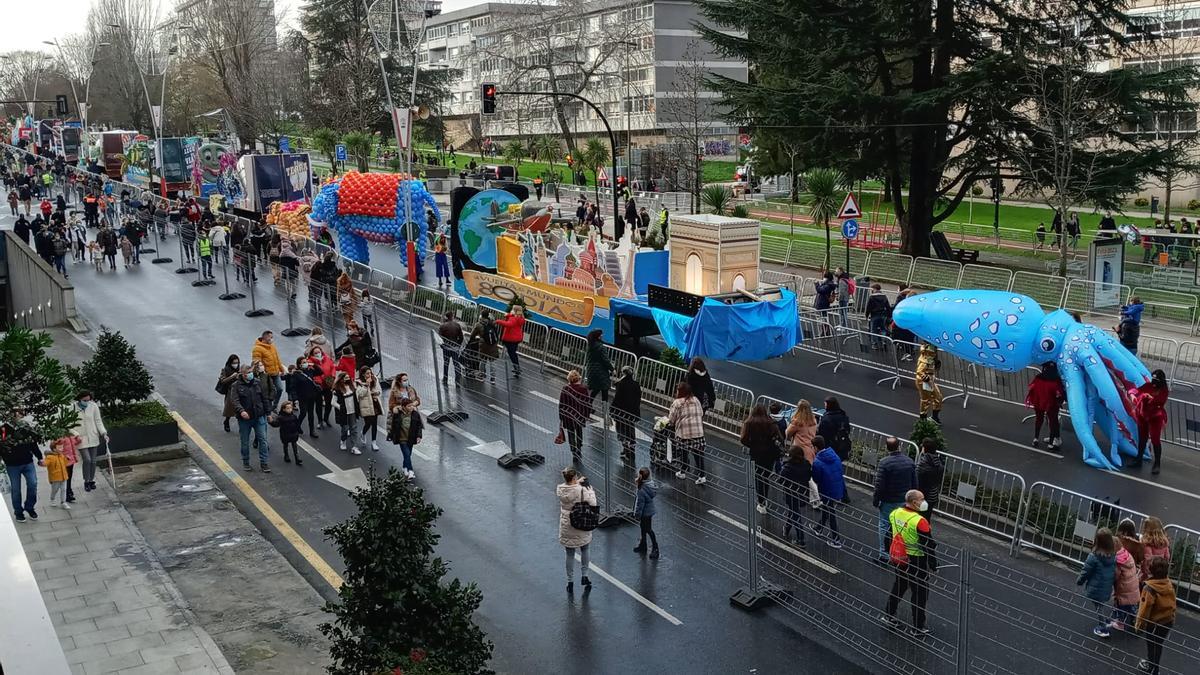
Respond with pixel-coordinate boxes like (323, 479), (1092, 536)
(2, 231), (82, 330)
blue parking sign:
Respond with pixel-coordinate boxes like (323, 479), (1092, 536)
(841, 219), (859, 239)
(279, 136), (290, 153)
(335, 144), (347, 162)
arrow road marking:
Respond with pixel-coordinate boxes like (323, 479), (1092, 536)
(707, 509), (840, 575)
(297, 439), (369, 491)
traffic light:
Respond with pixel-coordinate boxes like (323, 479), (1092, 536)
(481, 82), (496, 115)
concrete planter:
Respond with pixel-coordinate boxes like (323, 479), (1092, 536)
(107, 420), (180, 453)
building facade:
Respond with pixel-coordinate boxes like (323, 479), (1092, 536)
(420, 0), (747, 154)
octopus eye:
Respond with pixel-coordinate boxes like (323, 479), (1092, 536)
(1040, 337), (1057, 352)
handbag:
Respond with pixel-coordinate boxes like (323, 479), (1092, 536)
(569, 485), (599, 531)
(808, 478), (822, 509)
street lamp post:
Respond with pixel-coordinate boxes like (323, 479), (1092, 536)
(44, 36), (113, 132)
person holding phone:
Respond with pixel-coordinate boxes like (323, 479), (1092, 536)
(556, 467), (596, 594)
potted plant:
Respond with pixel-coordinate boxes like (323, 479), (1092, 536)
(68, 328), (178, 452)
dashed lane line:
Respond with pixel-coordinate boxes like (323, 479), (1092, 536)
(573, 553), (684, 626)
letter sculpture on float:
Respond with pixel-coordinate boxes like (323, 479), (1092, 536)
(892, 289), (1150, 471)
(308, 171), (440, 267)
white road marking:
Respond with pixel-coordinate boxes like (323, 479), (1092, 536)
(573, 553), (684, 626)
(707, 510), (840, 575)
(383, 352), (400, 361)
(488, 404), (554, 434)
(296, 439), (369, 490)
(731, 362), (919, 418)
(439, 422), (528, 468)
(958, 428), (1063, 459)
(441, 421), (486, 446)
(1102, 469), (1200, 501)
(529, 390), (558, 404)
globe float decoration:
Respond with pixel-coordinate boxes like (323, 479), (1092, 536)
(308, 171), (439, 267)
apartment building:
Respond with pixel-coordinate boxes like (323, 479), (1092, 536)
(421, 0), (747, 153)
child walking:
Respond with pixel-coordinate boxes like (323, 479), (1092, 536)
(1135, 557), (1177, 674)
(270, 400), (304, 466)
(1109, 535), (1140, 632)
(45, 441), (71, 509)
(1076, 528), (1117, 638)
(359, 289), (376, 334)
(633, 467), (660, 559)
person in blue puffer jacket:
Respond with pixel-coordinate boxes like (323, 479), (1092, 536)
(1077, 528), (1118, 638)
(810, 435), (845, 548)
(633, 467), (660, 559)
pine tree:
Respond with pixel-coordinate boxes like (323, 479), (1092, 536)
(70, 328), (154, 407)
(0, 328), (80, 455)
(321, 467), (493, 675)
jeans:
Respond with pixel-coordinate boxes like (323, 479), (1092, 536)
(6, 462), (37, 516)
(201, 255), (213, 277)
(565, 543), (590, 582)
(1144, 621), (1172, 673)
(299, 398), (317, 435)
(676, 436), (706, 478)
(878, 501), (905, 558)
(398, 442), (414, 471)
(238, 416), (270, 465)
(54, 254), (67, 275)
(870, 315), (888, 347)
(886, 556), (931, 628)
(754, 459), (774, 505)
(269, 375), (283, 409)
(441, 347), (462, 380)
(79, 445), (99, 483)
(504, 341), (520, 370)
(638, 515), (658, 548)
(1092, 600), (1108, 632)
(340, 416), (363, 451)
(819, 497), (841, 541)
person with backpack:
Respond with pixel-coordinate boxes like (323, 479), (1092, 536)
(557, 467), (597, 594)
(466, 309), (501, 382)
(816, 396), (852, 460)
(874, 437), (917, 562)
(438, 311), (465, 385)
(882, 489), (937, 635)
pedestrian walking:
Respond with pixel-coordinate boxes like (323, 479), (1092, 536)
(686, 357), (716, 412)
(668, 382), (707, 484)
(816, 395), (853, 461)
(269, 401), (303, 466)
(1076, 528), (1117, 638)
(252, 330), (285, 410)
(466, 309), (501, 382)
(557, 467), (597, 593)
(632, 467), (660, 559)
(71, 391), (109, 492)
(741, 403), (784, 514)
(777, 445), (812, 547)
(388, 373), (422, 410)
(786, 399), (818, 463)
(1035, 222), (1046, 250)
(865, 284), (891, 348)
(216, 354), (242, 433)
(231, 366), (272, 472)
(916, 343), (943, 423)
(292, 357), (323, 439)
(2, 416), (43, 522)
(558, 370), (593, 465)
(1135, 557), (1176, 674)
(495, 304), (527, 377)
(809, 434), (845, 547)
(1132, 369), (1169, 473)
(1139, 518), (1172, 584)
(883, 489), (937, 635)
(438, 311), (464, 385)
(44, 441), (70, 509)
(873, 436), (917, 561)
(387, 397), (424, 479)
(118, 234), (133, 268)
(1026, 361), (1065, 450)
(916, 438), (945, 522)
(57, 434), (79, 503)
(333, 372), (364, 455)
(612, 366), (641, 463)
(584, 329), (612, 401)
(359, 289), (375, 333)
(356, 367), (384, 451)
(1109, 536), (1140, 632)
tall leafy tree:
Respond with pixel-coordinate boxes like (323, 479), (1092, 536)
(697, 0), (1199, 257)
(0, 329), (79, 455)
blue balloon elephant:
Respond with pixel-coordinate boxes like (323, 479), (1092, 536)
(309, 174), (441, 267)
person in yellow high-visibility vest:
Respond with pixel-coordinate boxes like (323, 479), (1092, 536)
(883, 489), (938, 635)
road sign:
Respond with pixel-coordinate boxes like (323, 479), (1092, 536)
(335, 144), (347, 162)
(279, 136), (290, 153)
(837, 192), (862, 219)
(841, 219), (859, 240)
(392, 106), (412, 149)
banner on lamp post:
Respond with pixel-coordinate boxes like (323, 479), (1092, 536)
(392, 107), (412, 150)
(150, 105), (163, 133)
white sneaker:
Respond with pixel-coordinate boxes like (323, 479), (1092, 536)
(675, 471), (687, 479)
(407, 469), (416, 479)
(372, 441), (380, 451)
(756, 503), (767, 514)
(340, 440), (347, 450)
(351, 448), (362, 455)
(695, 476), (707, 486)
(61, 502), (71, 510)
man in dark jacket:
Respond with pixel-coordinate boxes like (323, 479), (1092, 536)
(13, 214), (32, 244)
(873, 436), (917, 562)
(916, 438), (946, 522)
(438, 312), (464, 384)
(231, 366), (273, 472)
(1, 419), (45, 522)
(865, 284), (892, 348)
(816, 396), (851, 460)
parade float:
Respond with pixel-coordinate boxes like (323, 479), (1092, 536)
(308, 171), (439, 267)
(447, 185), (801, 360)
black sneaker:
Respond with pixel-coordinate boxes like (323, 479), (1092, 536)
(243, 463), (253, 472)
(260, 464), (272, 473)
(27, 509), (38, 521)
(581, 576), (592, 587)
(14, 513), (26, 523)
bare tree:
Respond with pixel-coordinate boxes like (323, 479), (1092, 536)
(86, 0), (164, 130)
(0, 51), (57, 116)
(660, 40), (712, 212)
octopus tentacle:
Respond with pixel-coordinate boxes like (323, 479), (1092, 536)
(1062, 359), (1120, 470)
(1093, 332), (1151, 386)
(1076, 345), (1139, 448)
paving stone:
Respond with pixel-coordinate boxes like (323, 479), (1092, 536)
(92, 609), (151, 631)
(174, 651), (219, 672)
(71, 625), (134, 649)
(63, 602), (120, 623)
(62, 643), (112, 666)
(83, 650), (145, 675)
(56, 617), (100, 635)
(44, 595), (89, 615)
(115, 661), (183, 675)
(104, 631), (167, 657)
(138, 637), (205, 666)
(54, 581), (110, 601)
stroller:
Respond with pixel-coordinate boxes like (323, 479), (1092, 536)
(650, 417), (675, 469)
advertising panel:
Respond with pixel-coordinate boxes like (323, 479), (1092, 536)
(1089, 236), (1125, 309)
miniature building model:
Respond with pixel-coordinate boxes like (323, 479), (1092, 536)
(668, 214), (762, 295)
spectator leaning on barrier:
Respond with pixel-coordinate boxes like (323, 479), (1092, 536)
(883, 489), (937, 635)
(1138, 517), (1172, 585)
(777, 444), (812, 548)
(438, 311), (465, 385)
(915, 438), (945, 522)
(865, 284), (891, 348)
(686, 357), (716, 412)
(1135, 556), (1176, 674)
(669, 382), (707, 485)
(585, 329), (612, 402)
(612, 366), (641, 463)
(816, 395), (852, 461)
(742, 403), (784, 515)
(1077, 528), (1117, 638)
(874, 436), (917, 563)
(786, 399), (818, 463)
(1109, 535), (1140, 633)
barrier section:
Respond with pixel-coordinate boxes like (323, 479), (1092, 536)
(832, 326), (901, 387)
(909, 257), (963, 290)
(1010, 271), (1067, 310)
(1163, 397), (1200, 450)
(1173, 341), (1200, 387)
(344, 260), (373, 293)
(1062, 278), (1131, 318)
(635, 358), (687, 414)
(409, 284), (447, 323)
(796, 313), (840, 366)
(862, 251), (914, 286)
(1013, 482), (1150, 564)
(1135, 334), (1179, 382)
(840, 423), (919, 488)
(760, 235), (791, 264)
(1132, 286), (1198, 330)
(443, 295), (480, 326)
(1162, 524), (1200, 610)
(386, 276), (417, 309)
(517, 319), (550, 363)
(785, 238), (829, 271)
(541, 328), (589, 375)
(760, 269), (801, 294)
(599, 344), (638, 384)
(932, 452), (1026, 540)
(960, 264), (1013, 292)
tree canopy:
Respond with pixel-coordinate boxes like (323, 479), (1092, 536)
(697, 0), (1199, 256)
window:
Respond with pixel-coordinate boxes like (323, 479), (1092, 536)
(732, 274), (746, 292)
(623, 67), (651, 83)
(623, 94), (654, 114)
(620, 4), (654, 24)
(637, 35), (654, 51)
(471, 15), (491, 30)
(427, 26), (447, 40)
(686, 254), (703, 294)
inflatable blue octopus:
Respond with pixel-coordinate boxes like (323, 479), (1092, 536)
(893, 290), (1150, 470)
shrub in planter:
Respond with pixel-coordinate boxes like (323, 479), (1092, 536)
(910, 417), (946, 452)
(971, 184), (984, 197)
(68, 329), (177, 450)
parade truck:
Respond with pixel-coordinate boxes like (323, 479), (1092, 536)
(100, 130), (138, 180)
(229, 152), (313, 219)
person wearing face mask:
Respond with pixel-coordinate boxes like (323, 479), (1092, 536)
(216, 354), (242, 433)
(307, 347), (336, 428)
(70, 391), (109, 493)
(388, 373), (421, 411)
(882, 489), (938, 635)
(231, 365), (273, 472)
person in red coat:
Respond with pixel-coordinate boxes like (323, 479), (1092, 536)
(494, 304), (527, 378)
(1026, 362), (1066, 450)
(1132, 369), (1169, 474)
(558, 370), (593, 465)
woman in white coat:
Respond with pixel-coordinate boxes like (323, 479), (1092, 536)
(556, 467), (597, 594)
(71, 391), (109, 492)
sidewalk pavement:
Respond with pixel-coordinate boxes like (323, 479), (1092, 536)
(15, 463), (234, 675)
